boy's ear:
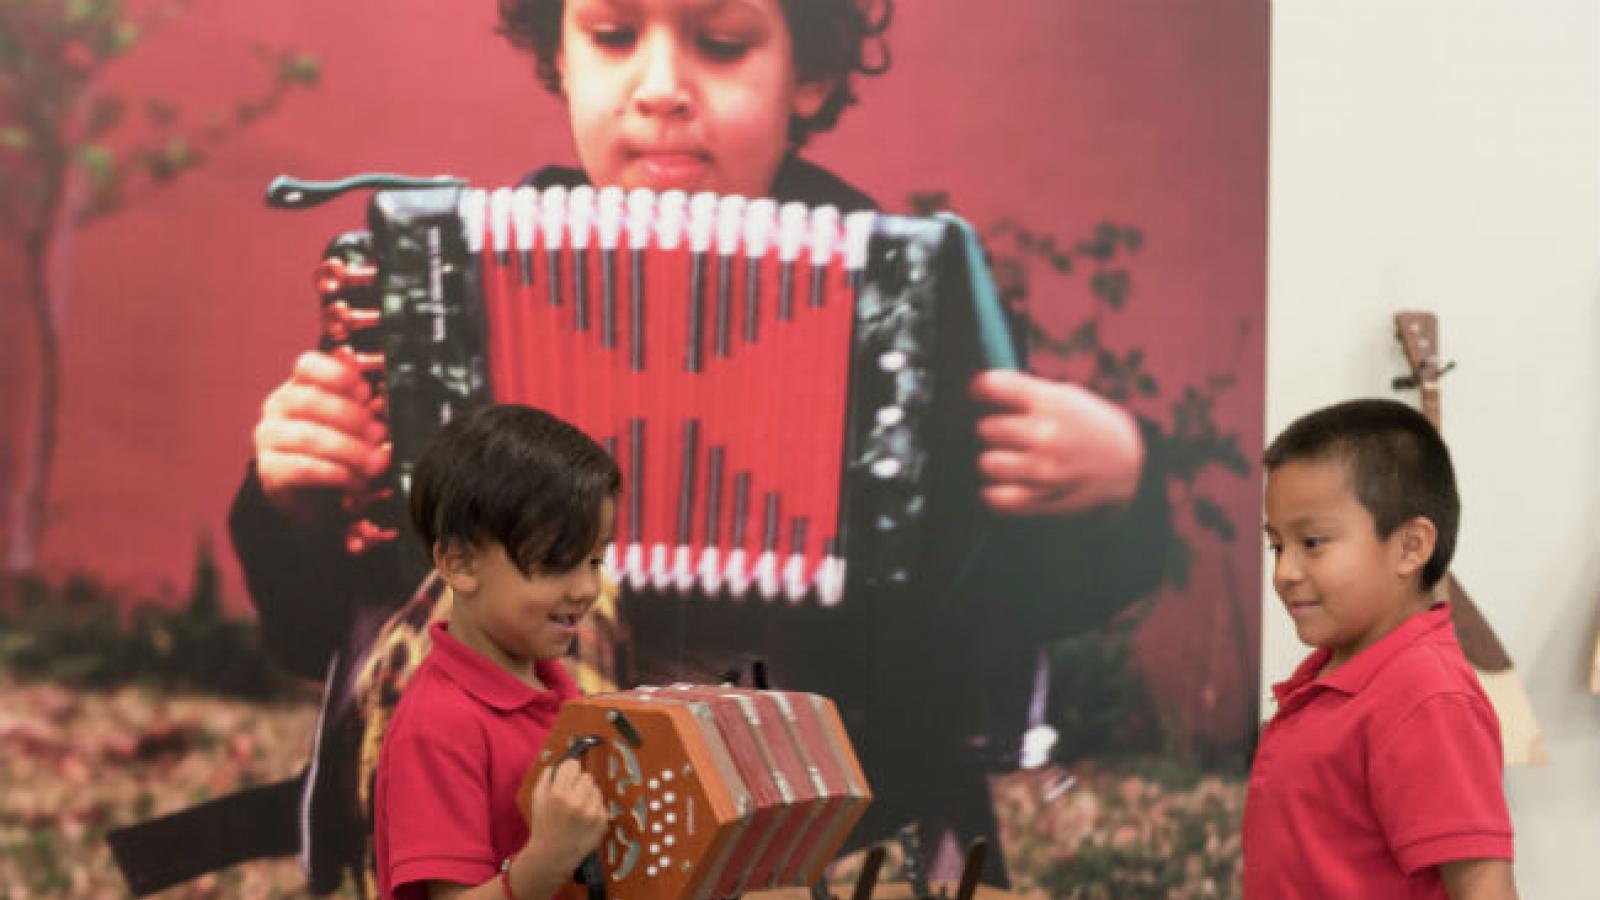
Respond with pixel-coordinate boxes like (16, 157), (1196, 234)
(1394, 516), (1438, 579)
(792, 76), (836, 121)
(434, 540), (482, 594)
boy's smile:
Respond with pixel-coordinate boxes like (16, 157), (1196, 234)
(559, 0), (832, 196)
(1264, 459), (1432, 671)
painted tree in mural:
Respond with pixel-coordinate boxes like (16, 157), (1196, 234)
(0, 0), (318, 572)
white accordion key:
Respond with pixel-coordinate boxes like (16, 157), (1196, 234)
(688, 191), (718, 254)
(624, 542), (647, 590)
(510, 186), (538, 251)
(649, 542), (672, 590)
(596, 186), (626, 250)
(743, 198), (777, 259)
(808, 205), (840, 268)
(487, 187), (514, 255)
(656, 189), (688, 250)
(627, 188), (656, 250)
(816, 556), (846, 607)
(457, 189), (487, 254)
(782, 553), (808, 603)
(754, 549), (780, 600)
(844, 210), (876, 274)
(723, 548), (750, 599)
(567, 184), (596, 250)
(696, 547), (723, 595)
(671, 544), (694, 592)
(715, 194), (746, 256)
(539, 184), (567, 251)
(777, 201), (809, 263)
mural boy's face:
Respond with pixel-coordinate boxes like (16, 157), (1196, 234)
(558, 0), (832, 197)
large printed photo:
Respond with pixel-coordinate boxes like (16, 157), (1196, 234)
(0, 1), (1268, 896)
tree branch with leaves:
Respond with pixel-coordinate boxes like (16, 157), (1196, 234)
(0, 0), (319, 572)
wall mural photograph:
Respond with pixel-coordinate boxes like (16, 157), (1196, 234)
(0, 1), (1267, 897)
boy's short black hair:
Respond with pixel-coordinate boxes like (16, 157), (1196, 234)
(497, 0), (893, 147)
(409, 404), (621, 574)
(1264, 398), (1460, 590)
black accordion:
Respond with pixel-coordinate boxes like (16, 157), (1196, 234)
(271, 174), (1017, 606)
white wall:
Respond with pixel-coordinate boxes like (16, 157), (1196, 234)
(1266, 1), (1600, 896)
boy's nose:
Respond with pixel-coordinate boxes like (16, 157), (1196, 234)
(570, 566), (602, 602)
(1273, 553), (1302, 591)
(632, 35), (692, 118)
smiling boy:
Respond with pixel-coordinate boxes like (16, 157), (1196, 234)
(1248, 399), (1517, 899)
(373, 404), (620, 900)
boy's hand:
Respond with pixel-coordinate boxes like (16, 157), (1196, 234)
(970, 370), (1144, 517)
(525, 759), (610, 872)
(254, 351), (390, 520)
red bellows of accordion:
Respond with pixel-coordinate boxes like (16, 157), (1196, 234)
(517, 686), (872, 900)
(462, 186), (872, 604)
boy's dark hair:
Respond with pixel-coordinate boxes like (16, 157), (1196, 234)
(497, 0), (893, 147)
(409, 404), (621, 573)
(1264, 398), (1460, 590)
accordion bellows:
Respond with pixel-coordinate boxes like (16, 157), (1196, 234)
(467, 186), (865, 605)
(298, 176), (1016, 606)
(516, 687), (871, 900)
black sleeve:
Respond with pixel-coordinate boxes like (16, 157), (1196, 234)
(228, 464), (396, 679)
(980, 417), (1173, 636)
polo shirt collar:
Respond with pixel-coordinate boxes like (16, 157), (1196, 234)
(1272, 602), (1453, 703)
(427, 620), (574, 713)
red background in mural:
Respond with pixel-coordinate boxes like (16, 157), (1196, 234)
(2, 0), (1267, 743)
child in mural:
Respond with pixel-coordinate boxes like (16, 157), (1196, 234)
(1250, 399), (1516, 899)
(374, 403), (616, 900)
(217, 0), (1170, 894)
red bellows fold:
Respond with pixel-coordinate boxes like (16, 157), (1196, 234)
(472, 185), (860, 603)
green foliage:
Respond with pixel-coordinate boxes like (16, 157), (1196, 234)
(7, 826), (71, 897)
(1046, 625), (1162, 760)
(0, 539), (299, 700)
(0, 0), (320, 231)
(910, 191), (1253, 591)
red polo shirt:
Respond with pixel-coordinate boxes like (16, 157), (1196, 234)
(374, 621), (579, 900)
(1243, 603), (1513, 899)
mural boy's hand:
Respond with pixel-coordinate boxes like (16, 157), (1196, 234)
(254, 351), (390, 520)
(970, 370), (1144, 517)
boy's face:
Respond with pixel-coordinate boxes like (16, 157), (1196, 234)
(558, 0), (832, 196)
(1263, 459), (1429, 667)
(448, 500), (615, 670)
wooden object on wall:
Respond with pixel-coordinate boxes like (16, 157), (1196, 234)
(1394, 310), (1547, 766)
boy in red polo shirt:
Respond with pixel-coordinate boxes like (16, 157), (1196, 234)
(1247, 398), (1517, 899)
(373, 404), (620, 900)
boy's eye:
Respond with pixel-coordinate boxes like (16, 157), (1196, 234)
(697, 33), (751, 61)
(1266, 542), (1282, 556)
(1302, 537), (1326, 550)
(590, 25), (637, 50)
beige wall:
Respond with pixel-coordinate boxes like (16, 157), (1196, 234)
(1265, 1), (1600, 895)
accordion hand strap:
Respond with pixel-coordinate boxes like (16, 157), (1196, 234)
(936, 212), (1019, 372)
